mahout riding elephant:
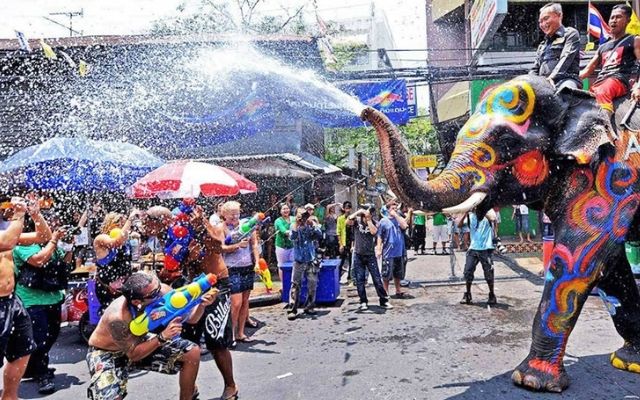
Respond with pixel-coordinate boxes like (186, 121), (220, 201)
(361, 74), (640, 392)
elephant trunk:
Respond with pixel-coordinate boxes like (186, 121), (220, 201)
(361, 107), (482, 212)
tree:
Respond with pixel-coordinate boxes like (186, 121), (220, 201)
(324, 111), (438, 169)
(151, 0), (308, 35)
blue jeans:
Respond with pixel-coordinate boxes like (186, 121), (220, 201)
(353, 253), (388, 305)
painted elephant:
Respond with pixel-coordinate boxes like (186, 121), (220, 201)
(361, 74), (640, 392)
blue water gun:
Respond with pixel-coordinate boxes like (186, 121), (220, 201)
(129, 273), (217, 336)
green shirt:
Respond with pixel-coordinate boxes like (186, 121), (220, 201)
(413, 212), (426, 226)
(314, 206), (326, 225)
(274, 216), (294, 249)
(433, 212), (447, 226)
(13, 244), (65, 308)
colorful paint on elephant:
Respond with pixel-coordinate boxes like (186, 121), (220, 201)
(441, 80), (546, 192)
(539, 158), (640, 367)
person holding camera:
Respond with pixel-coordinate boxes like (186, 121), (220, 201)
(376, 199), (409, 298)
(286, 208), (323, 320)
(13, 211), (74, 394)
(458, 209), (498, 305)
(348, 205), (391, 311)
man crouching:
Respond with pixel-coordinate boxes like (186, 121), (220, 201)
(86, 272), (216, 400)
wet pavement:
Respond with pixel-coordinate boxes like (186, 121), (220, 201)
(6, 250), (640, 399)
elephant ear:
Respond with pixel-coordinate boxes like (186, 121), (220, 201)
(554, 110), (613, 164)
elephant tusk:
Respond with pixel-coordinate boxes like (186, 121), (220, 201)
(442, 192), (488, 215)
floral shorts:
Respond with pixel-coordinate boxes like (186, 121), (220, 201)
(86, 336), (196, 400)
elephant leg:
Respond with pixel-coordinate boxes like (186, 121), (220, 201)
(597, 246), (640, 373)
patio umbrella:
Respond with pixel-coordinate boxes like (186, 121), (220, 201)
(128, 160), (257, 199)
(0, 137), (164, 191)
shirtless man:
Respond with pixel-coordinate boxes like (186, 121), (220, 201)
(86, 271), (216, 400)
(181, 205), (239, 400)
(0, 196), (51, 400)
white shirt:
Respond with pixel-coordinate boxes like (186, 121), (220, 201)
(518, 205), (529, 215)
(209, 213), (222, 226)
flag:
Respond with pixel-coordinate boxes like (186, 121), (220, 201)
(39, 39), (57, 60)
(14, 30), (30, 52)
(588, 3), (611, 44)
(59, 50), (76, 68)
(78, 60), (89, 77)
(626, 2), (640, 35)
(585, 41), (595, 51)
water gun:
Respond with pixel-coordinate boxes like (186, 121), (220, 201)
(224, 212), (271, 245)
(129, 273), (217, 336)
(164, 199), (196, 272)
(256, 258), (273, 292)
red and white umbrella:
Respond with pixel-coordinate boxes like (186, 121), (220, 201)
(128, 160), (257, 199)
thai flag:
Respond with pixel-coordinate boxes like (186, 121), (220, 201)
(588, 3), (611, 44)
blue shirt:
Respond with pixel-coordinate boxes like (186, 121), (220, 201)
(290, 225), (322, 263)
(469, 213), (494, 251)
(377, 217), (404, 259)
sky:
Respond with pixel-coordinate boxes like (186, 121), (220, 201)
(0, 0), (426, 50)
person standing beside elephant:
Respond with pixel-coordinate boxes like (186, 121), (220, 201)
(512, 204), (532, 243)
(580, 4), (635, 131)
(459, 209), (497, 305)
(530, 3), (581, 90)
(376, 199), (408, 298)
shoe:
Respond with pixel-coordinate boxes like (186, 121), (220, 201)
(488, 293), (497, 305)
(339, 277), (348, 285)
(200, 347), (210, 355)
(38, 377), (56, 395)
(358, 302), (368, 311)
(460, 292), (472, 305)
(304, 307), (317, 315)
(400, 279), (410, 287)
(287, 309), (297, 320)
(246, 318), (259, 329)
(347, 280), (354, 287)
(380, 301), (394, 309)
(47, 367), (56, 379)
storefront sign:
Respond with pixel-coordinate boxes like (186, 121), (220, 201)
(410, 155), (438, 169)
(469, 0), (507, 56)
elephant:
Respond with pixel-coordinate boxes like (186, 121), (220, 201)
(361, 74), (640, 392)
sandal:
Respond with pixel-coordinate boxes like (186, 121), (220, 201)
(245, 318), (259, 329)
(221, 389), (239, 400)
(236, 336), (253, 343)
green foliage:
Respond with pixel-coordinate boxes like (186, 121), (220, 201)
(324, 112), (438, 168)
(327, 42), (369, 71)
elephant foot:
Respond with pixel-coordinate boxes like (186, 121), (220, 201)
(511, 356), (569, 393)
(611, 343), (640, 373)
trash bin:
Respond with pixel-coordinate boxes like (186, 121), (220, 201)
(625, 242), (640, 291)
(280, 259), (340, 304)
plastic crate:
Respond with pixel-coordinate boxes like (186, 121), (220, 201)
(280, 259), (340, 304)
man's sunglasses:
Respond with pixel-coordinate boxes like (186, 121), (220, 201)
(143, 282), (162, 300)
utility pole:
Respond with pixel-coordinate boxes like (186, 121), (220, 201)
(48, 9), (83, 37)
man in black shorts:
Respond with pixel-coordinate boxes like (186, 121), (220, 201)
(0, 197), (37, 400)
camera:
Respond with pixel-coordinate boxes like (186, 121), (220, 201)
(61, 225), (82, 236)
(493, 237), (507, 254)
(298, 211), (310, 222)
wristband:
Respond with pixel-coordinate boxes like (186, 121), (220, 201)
(157, 333), (168, 343)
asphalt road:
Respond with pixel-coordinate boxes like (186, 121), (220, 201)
(5, 251), (640, 400)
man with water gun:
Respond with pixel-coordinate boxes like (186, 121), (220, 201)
(87, 271), (217, 400)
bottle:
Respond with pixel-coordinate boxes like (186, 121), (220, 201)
(130, 232), (141, 262)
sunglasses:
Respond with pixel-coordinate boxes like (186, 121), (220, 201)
(143, 282), (162, 300)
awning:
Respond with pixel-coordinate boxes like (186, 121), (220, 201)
(436, 81), (470, 123)
(199, 152), (341, 179)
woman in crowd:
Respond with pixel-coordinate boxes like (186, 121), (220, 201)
(93, 209), (138, 312)
(274, 203), (294, 284)
(323, 204), (340, 258)
(221, 201), (261, 343)
(13, 208), (71, 394)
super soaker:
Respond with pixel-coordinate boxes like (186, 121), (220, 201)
(256, 258), (273, 292)
(129, 273), (217, 336)
(225, 212), (270, 245)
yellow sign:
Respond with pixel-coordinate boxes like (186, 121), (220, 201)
(411, 155), (438, 169)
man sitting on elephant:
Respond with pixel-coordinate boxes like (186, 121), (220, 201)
(530, 3), (581, 90)
(580, 4), (636, 132)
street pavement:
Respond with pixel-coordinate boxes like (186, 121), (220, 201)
(5, 250), (640, 399)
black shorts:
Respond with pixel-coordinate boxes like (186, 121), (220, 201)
(228, 265), (255, 294)
(0, 295), (36, 367)
(464, 249), (494, 282)
(381, 257), (405, 280)
(182, 279), (234, 350)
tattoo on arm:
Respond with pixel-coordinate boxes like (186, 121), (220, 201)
(109, 320), (135, 353)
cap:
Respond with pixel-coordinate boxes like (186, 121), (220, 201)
(304, 203), (315, 210)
